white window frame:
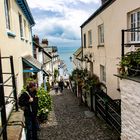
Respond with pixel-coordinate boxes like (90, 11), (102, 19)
(19, 13), (23, 38)
(4, 0), (11, 29)
(130, 10), (140, 43)
(100, 65), (106, 82)
(24, 19), (27, 38)
(88, 30), (92, 47)
(98, 24), (104, 45)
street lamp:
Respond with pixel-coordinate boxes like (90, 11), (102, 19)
(70, 56), (72, 62)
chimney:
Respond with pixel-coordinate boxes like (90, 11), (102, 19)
(101, 0), (108, 5)
(42, 38), (48, 46)
(33, 35), (39, 45)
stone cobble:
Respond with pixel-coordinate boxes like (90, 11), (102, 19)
(38, 89), (120, 140)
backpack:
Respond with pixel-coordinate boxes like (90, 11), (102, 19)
(18, 91), (32, 111)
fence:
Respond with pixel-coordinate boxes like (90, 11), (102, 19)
(95, 89), (121, 134)
(0, 53), (18, 140)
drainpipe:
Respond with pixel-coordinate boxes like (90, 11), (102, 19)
(81, 27), (83, 70)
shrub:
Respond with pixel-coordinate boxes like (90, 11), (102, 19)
(37, 87), (52, 122)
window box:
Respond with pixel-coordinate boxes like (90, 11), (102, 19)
(25, 39), (28, 42)
(21, 37), (25, 41)
(97, 44), (104, 48)
(7, 29), (16, 38)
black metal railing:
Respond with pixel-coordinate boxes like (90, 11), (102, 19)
(95, 90), (121, 134)
(81, 85), (121, 135)
(0, 53), (18, 140)
(121, 27), (140, 57)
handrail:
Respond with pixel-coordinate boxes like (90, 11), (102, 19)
(0, 124), (7, 136)
(108, 104), (121, 117)
(107, 112), (121, 126)
(95, 88), (121, 135)
(0, 76), (12, 86)
(0, 55), (18, 139)
(5, 88), (15, 104)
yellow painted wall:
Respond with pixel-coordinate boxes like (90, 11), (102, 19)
(0, 0), (33, 94)
(82, 0), (140, 99)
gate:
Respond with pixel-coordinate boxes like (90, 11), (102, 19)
(94, 88), (121, 134)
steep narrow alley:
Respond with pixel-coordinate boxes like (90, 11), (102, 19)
(38, 89), (119, 140)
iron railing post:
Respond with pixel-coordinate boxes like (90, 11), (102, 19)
(121, 30), (125, 58)
(0, 52), (7, 140)
(90, 87), (93, 111)
(10, 56), (18, 111)
(94, 90), (97, 116)
(105, 98), (109, 123)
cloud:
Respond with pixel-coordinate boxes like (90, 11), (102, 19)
(27, 0), (100, 47)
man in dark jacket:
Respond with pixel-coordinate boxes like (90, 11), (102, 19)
(19, 82), (38, 140)
(59, 79), (64, 93)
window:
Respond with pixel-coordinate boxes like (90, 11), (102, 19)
(24, 20), (27, 38)
(19, 13), (23, 37)
(130, 11), (140, 42)
(98, 24), (104, 45)
(100, 65), (106, 82)
(83, 34), (86, 48)
(88, 30), (92, 47)
(4, 0), (11, 29)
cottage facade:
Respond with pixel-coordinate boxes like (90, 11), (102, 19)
(0, 0), (35, 139)
(81, 0), (140, 99)
(0, 0), (35, 93)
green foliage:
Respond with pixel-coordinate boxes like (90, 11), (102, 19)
(54, 69), (59, 82)
(46, 82), (51, 92)
(71, 68), (100, 92)
(119, 49), (140, 76)
(83, 74), (100, 92)
(37, 87), (52, 121)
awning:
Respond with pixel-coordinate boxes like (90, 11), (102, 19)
(73, 47), (82, 57)
(22, 55), (49, 76)
(73, 47), (82, 61)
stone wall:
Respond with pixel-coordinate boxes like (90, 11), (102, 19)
(120, 78), (140, 140)
(7, 109), (25, 140)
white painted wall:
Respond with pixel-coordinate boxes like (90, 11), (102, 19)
(120, 78), (140, 140)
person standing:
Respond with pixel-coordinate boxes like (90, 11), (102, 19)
(18, 81), (38, 140)
(54, 81), (59, 94)
(59, 79), (64, 93)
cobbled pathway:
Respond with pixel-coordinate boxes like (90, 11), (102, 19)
(38, 88), (120, 140)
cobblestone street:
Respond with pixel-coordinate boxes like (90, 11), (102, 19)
(38, 89), (120, 140)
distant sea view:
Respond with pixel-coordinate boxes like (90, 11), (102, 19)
(58, 46), (79, 74)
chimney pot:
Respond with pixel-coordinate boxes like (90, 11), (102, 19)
(33, 35), (39, 44)
(101, 0), (108, 5)
(42, 39), (48, 45)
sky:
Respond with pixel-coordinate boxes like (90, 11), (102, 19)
(27, 0), (101, 47)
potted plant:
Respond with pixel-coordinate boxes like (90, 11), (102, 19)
(37, 87), (52, 122)
(119, 49), (140, 76)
